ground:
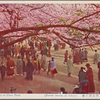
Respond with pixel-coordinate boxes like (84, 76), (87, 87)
(0, 44), (100, 94)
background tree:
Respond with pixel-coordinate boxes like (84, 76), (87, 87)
(0, 4), (100, 49)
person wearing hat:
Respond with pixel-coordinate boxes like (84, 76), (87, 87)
(85, 63), (95, 93)
(67, 55), (73, 77)
(0, 62), (7, 81)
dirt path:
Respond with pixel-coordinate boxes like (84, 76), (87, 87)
(0, 45), (100, 93)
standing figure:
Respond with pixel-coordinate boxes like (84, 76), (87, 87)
(4, 47), (8, 58)
(20, 46), (25, 58)
(32, 57), (37, 74)
(26, 49), (30, 60)
(11, 45), (15, 57)
(16, 56), (23, 76)
(6, 57), (15, 77)
(14, 44), (18, 57)
(84, 48), (88, 62)
(98, 61), (100, 81)
(64, 50), (68, 64)
(85, 63), (95, 93)
(22, 57), (26, 75)
(73, 49), (79, 64)
(1, 48), (5, 59)
(7, 46), (12, 56)
(51, 57), (58, 78)
(0, 62), (7, 81)
(47, 60), (51, 75)
(67, 55), (73, 77)
(36, 55), (41, 74)
(78, 67), (86, 83)
(79, 48), (83, 64)
(25, 59), (34, 80)
(93, 50), (99, 64)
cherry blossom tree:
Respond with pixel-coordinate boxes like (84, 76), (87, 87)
(0, 3), (100, 49)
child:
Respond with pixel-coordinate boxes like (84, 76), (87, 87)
(0, 62), (7, 81)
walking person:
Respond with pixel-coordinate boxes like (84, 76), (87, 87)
(36, 55), (41, 74)
(67, 55), (73, 77)
(47, 60), (51, 75)
(32, 57), (37, 75)
(25, 59), (34, 80)
(6, 57), (15, 79)
(16, 56), (23, 76)
(64, 50), (68, 64)
(79, 48), (83, 64)
(0, 62), (7, 81)
(93, 50), (99, 64)
(84, 48), (88, 62)
(20, 46), (25, 58)
(21, 57), (26, 75)
(50, 57), (58, 79)
(85, 63), (95, 93)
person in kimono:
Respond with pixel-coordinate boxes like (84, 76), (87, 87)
(36, 55), (41, 74)
(98, 61), (100, 81)
(0, 62), (7, 81)
(16, 56), (23, 76)
(78, 67), (86, 83)
(93, 50), (99, 64)
(67, 55), (73, 77)
(64, 50), (68, 64)
(84, 48), (88, 62)
(6, 57), (15, 77)
(50, 57), (58, 78)
(85, 63), (95, 93)
(25, 59), (34, 80)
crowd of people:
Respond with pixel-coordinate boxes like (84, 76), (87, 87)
(0, 39), (100, 94)
(63, 47), (100, 94)
(0, 40), (59, 81)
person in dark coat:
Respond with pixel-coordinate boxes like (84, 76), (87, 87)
(20, 46), (25, 58)
(64, 50), (68, 64)
(78, 67), (86, 83)
(0, 62), (7, 81)
(97, 61), (100, 81)
(25, 59), (34, 80)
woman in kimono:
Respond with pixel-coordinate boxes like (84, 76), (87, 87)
(51, 57), (58, 78)
(93, 50), (99, 64)
(64, 50), (68, 64)
(25, 59), (34, 80)
(85, 63), (95, 93)
(67, 55), (73, 77)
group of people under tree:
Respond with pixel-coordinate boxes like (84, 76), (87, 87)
(63, 47), (100, 94)
(0, 39), (100, 93)
(0, 46), (58, 81)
